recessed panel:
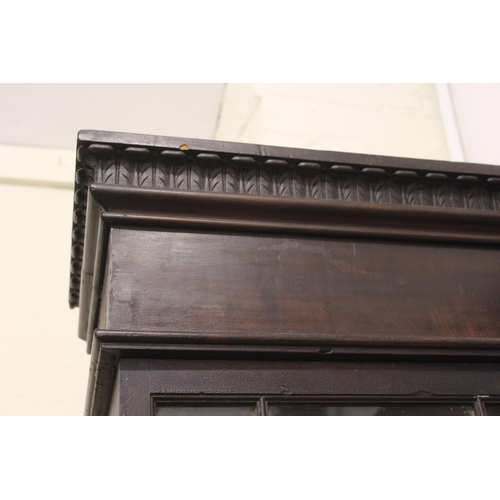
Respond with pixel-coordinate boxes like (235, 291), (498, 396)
(267, 404), (475, 416)
(155, 405), (257, 416)
(484, 403), (500, 416)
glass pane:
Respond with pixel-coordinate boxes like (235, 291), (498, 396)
(156, 404), (257, 416)
(484, 403), (500, 416)
(267, 404), (475, 416)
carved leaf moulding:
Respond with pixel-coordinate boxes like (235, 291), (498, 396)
(70, 141), (500, 308)
(74, 143), (500, 205)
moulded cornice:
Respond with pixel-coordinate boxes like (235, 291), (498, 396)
(70, 130), (500, 308)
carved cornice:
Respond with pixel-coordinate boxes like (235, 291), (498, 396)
(70, 131), (500, 308)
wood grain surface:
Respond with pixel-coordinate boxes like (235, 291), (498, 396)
(106, 228), (500, 343)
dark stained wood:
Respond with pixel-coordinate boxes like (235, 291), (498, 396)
(91, 183), (500, 245)
(106, 228), (500, 344)
(115, 358), (500, 416)
(95, 330), (500, 359)
(71, 130), (500, 310)
(77, 129), (500, 177)
(69, 130), (500, 416)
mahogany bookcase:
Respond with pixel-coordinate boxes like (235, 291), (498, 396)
(70, 130), (500, 416)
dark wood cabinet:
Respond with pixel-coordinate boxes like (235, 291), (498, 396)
(70, 130), (500, 415)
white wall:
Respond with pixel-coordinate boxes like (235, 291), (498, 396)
(448, 83), (500, 165)
(215, 83), (450, 161)
(0, 182), (87, 415)
(0, 84), (225, 149)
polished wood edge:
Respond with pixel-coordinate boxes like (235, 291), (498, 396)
(92, 183), (500, 244)
(70, 130), (500, 308)
(102, 343), (500, 360)
(94, 329), (500, 358)
(76, 194), (111, 350)
(151, 394), (486, 403)
(84, 336), (116, 416)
